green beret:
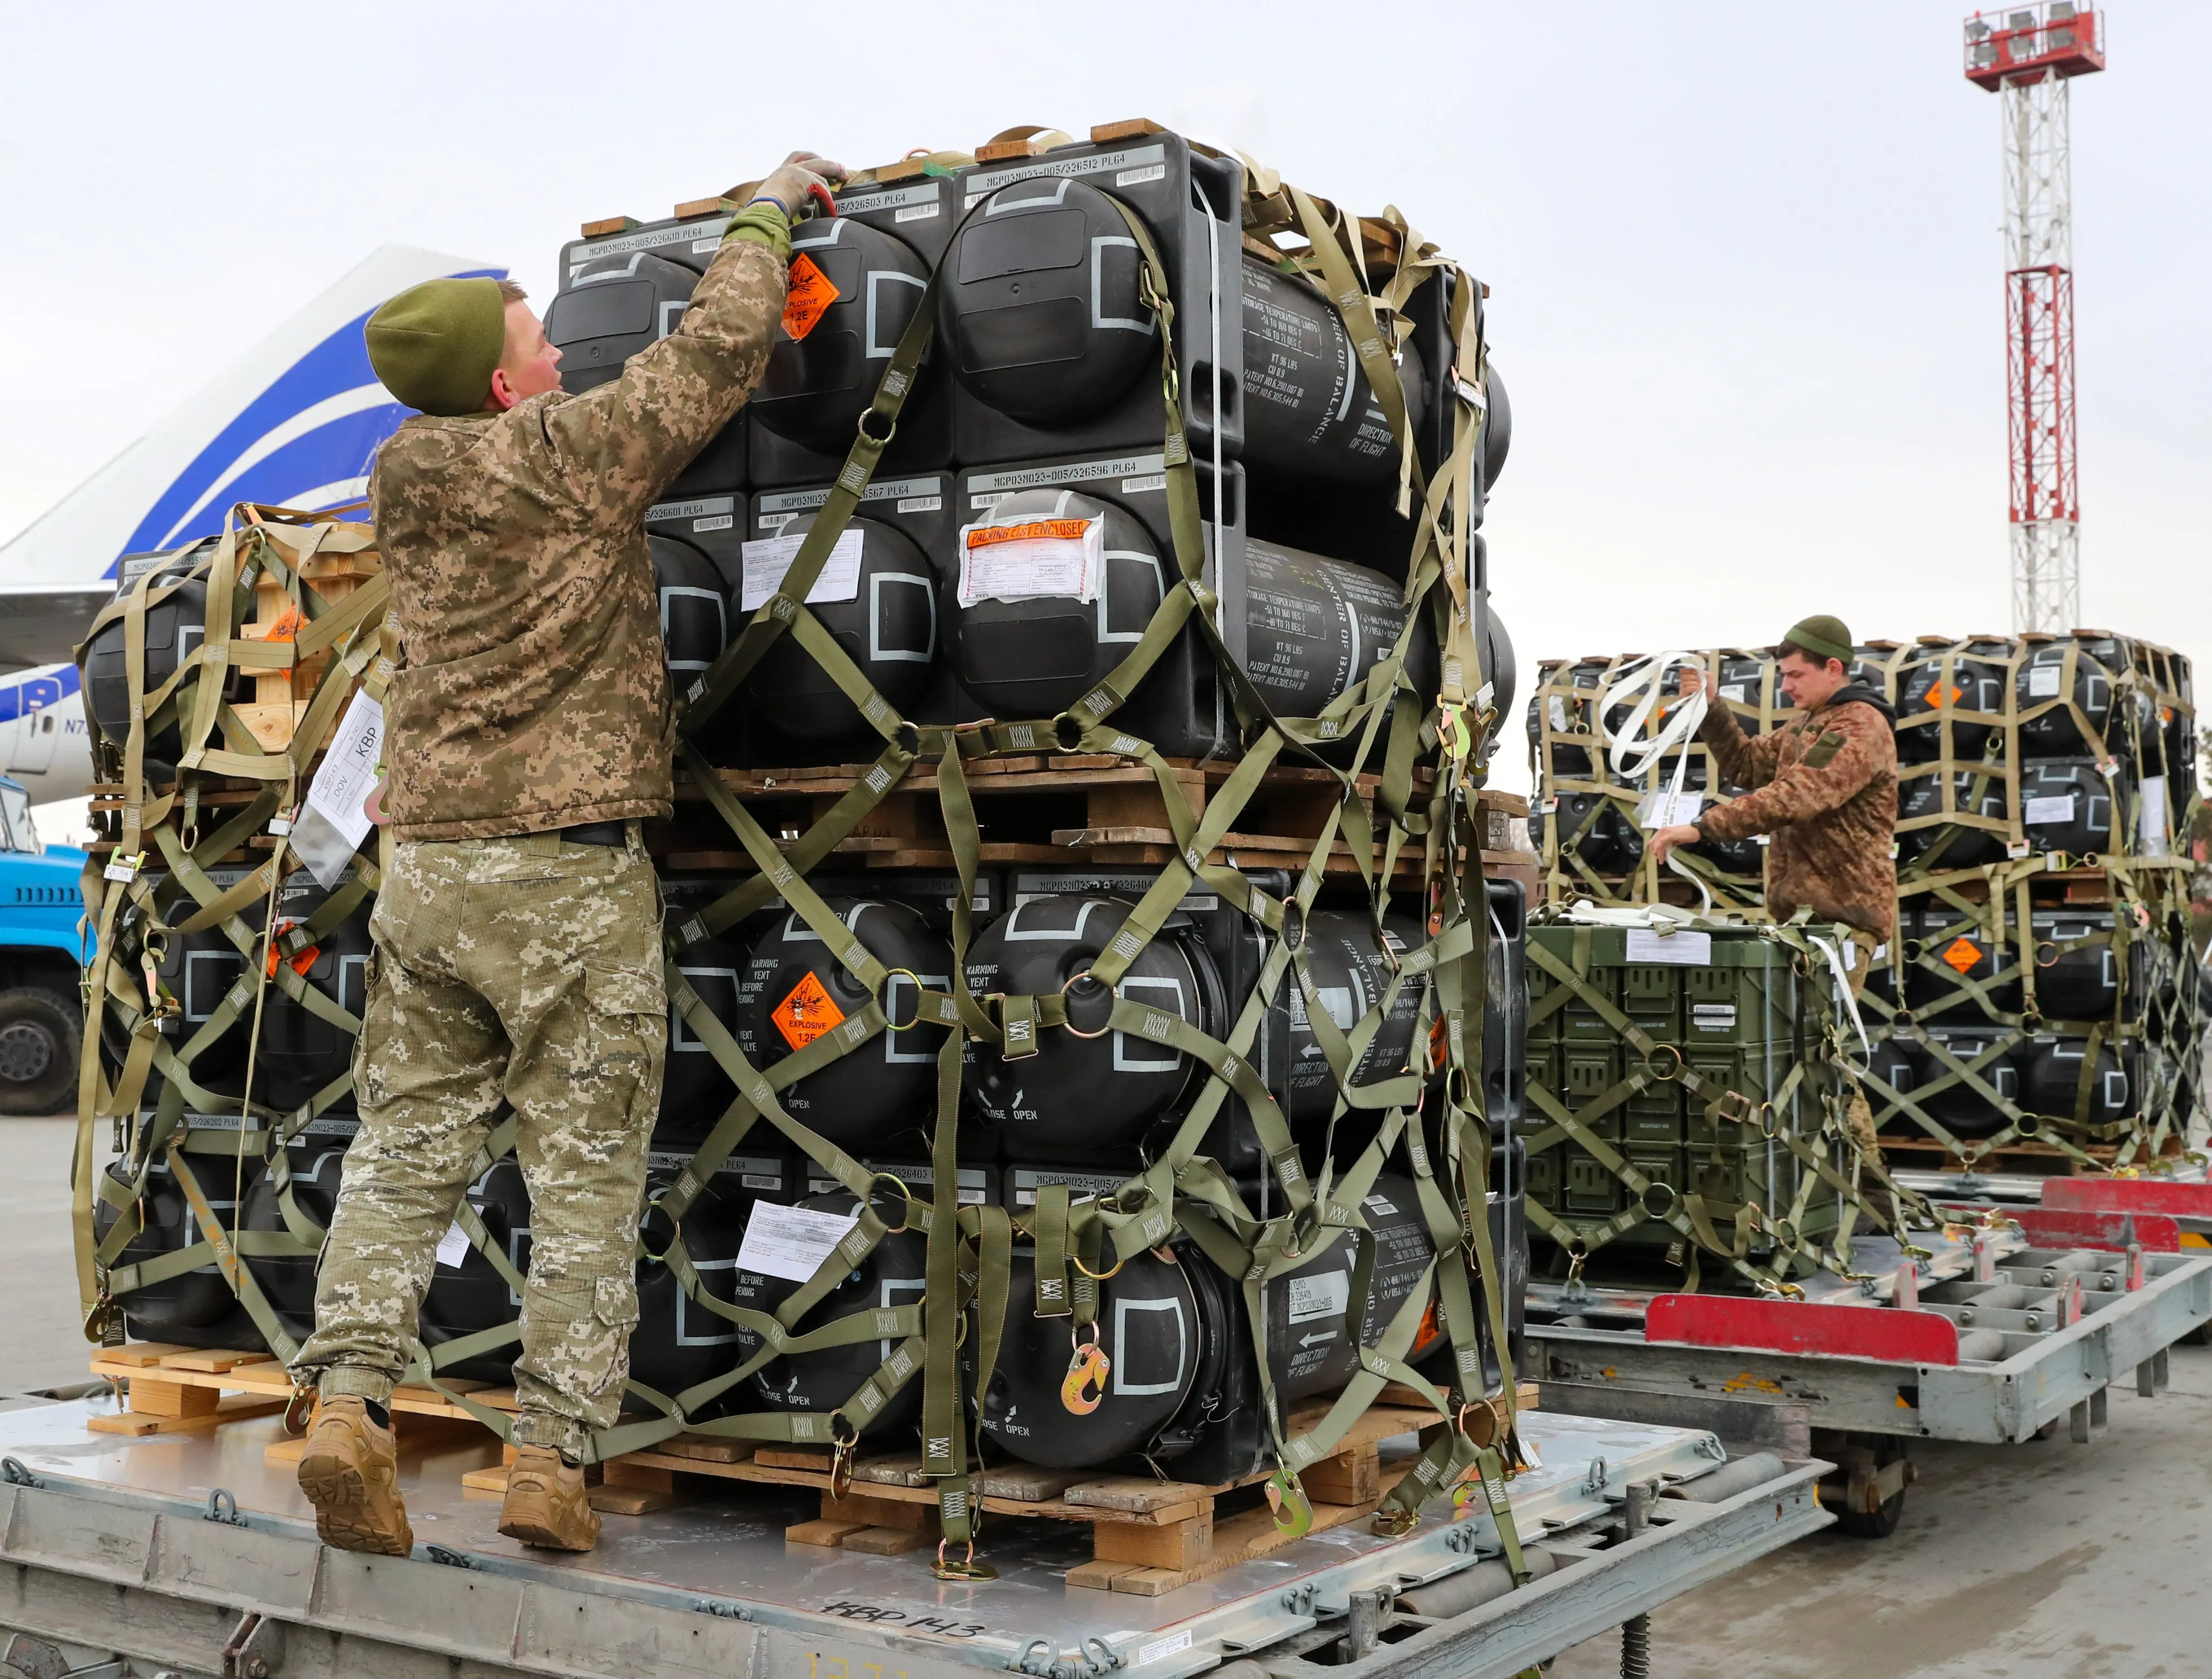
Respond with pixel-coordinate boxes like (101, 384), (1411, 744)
(1783, 613), (1853, 666)
(365, 277), (508, 416)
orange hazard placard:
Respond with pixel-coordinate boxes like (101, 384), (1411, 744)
(781, 253), (840, 342)
(772, 970), (846, 1050)
(967, 518), (1092, 549)
(1941, 936), (1983, 975)
(1923, 683), (1965, 709)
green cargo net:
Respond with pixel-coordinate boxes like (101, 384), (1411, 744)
(72, 170), (1537, 1575)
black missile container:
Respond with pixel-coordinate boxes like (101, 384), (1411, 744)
(748, 172), (960, 488)
(94, 1153), (265, 1352)
(734, 898), (955, 1157)
(939, 133), (1242, 474)
(696, 473), (966, 767)
(116, 869), (370, 1114)
(629, 1154), (791, 1413)
(82, 563), (247, 775)
(657, 875), (754, 1148)
(970, 1171), (1515, 1478)
(239, 1115), (360, 1346)
(732, 1187), (931, 1439)
(547, 208), (748, 497)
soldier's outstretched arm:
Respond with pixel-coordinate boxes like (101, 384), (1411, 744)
(1695, 706), (1886, 843)
(538, 221), (790, 517)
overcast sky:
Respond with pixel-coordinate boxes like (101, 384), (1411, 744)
(2, 0), (2204, 802)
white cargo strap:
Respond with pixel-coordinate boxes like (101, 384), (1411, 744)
(1599, 650), (1715, 909)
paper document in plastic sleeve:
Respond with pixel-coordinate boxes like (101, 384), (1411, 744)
(2137, 776), (2169, 855)
(737, 1200), (862, 1283)
(958, 516), (1102, 605)
(2024, 794), (2077, 825)
(1624, 927), (1712, 966)
(292, 690), (384, 889)
(740, 529), (865, 611)
(435, 1222), (471, 1269)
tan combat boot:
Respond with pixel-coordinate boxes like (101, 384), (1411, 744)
(498, 1445), (600, 1552)
(296, 1395), (414, 1555)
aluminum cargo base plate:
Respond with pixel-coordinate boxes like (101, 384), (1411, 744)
(0, 1397), (1730, 1673)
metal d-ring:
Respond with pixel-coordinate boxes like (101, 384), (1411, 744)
(867, 1172), (914, 1234)
(1060, 971), (1117, 1039)
(1642, 1042), (1685, 1082)
(1069, 1243), (1129, 1282)
(880, 967), (926, 1033)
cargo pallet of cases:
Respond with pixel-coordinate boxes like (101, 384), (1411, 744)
(1522, 632), (2211, 1183)
(64, 121), (1644, 1623)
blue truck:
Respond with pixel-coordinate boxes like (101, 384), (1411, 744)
(0, 773), (86, 1114)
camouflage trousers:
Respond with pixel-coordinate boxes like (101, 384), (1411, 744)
(291, 829), (665, 1459)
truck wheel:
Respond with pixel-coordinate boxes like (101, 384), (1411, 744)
(0, 986), (80, 1115)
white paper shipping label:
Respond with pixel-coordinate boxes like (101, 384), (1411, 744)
(1636, 789), (1705, 830)
(739, 529), (865, 611)
(2024, 794), (2077, 825)
(435, 1222), (472, 1269)
(957, 515), (1103, 605)
(1287, 1269), (1351, 1324)
(1624, 927), (1712, 966)
(2027, 665), (2063, 698)
(1137, 1630), (1193, 1668)
(736, 1200), (862, 1283)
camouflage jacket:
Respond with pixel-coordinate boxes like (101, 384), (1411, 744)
(371, 239), (785, 841)
(1695, 687), (1899, 938)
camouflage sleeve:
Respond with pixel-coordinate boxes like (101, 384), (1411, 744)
(538, 238), (787, 516)
(1696, 700), (1782, 790)
(1697, 703), (1891, 844)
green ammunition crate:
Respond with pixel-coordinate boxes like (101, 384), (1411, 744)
(1525, 920), (1854, 1262)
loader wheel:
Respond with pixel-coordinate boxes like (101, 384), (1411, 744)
(1822, 1433), (1910, 1539)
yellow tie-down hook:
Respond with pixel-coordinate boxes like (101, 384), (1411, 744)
(1061, 1326), (1110, 1415)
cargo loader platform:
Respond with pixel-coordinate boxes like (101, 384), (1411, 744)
(0, 1399), (1824, 1679)
(1525, 1212), (2212, 1536)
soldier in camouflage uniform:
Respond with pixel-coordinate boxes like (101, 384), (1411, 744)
(1649, 614), (1904, 1226)
(291, 151), (841, 1557)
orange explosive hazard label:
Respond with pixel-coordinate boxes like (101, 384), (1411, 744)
(772, 970), (846, 1050)
(1941, 936), (1983, 975)
(1923, 683), (1966, 709)
(781, 253), (840, 342)
(258, 603), (305, 644)
(1413, 1294), (1443, 1354)
(966, 518), (1092, 549)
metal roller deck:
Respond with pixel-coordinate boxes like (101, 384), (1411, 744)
(0, 1397), (1825, 1679)
(1525, 1213), (2212, 1535)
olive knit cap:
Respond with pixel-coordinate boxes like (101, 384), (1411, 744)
(1783, 614), (1853, 666)
(364, 277), (508, 416)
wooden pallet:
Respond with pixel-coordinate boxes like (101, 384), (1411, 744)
(86, 1345), (517, 1440)
(85, 1347), (1535, 1593)
(662, 758), (1521, 885)
(1874, 1133), (2123, 1178)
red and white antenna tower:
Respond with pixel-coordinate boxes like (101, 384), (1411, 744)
(1964, 5), (2105, 632)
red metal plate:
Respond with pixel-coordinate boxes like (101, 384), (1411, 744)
(2044, 1177), (2212, 1224)
(1644, 1294), (1961, 1366)
(2007, 1204), (2181, 1255)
